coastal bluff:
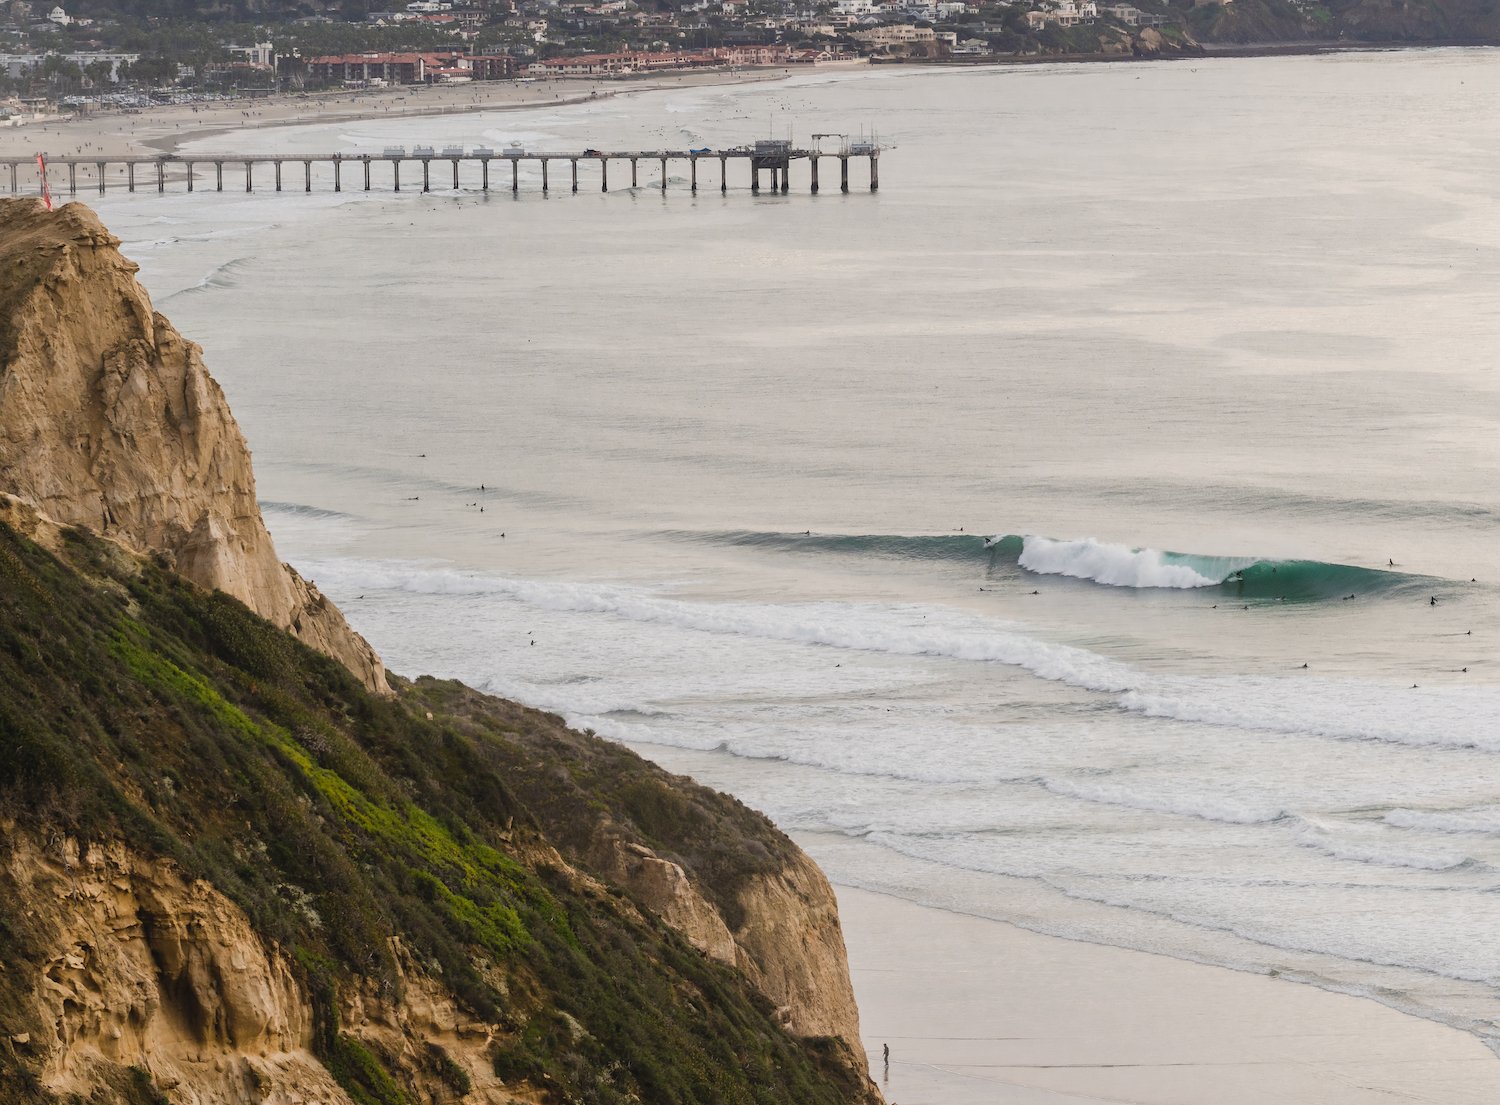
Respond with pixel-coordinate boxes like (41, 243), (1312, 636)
(0, 199), (880, 1105)
(0, 197), (387, 695)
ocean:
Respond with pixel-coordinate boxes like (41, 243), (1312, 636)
(97, 48), (1500, 1060)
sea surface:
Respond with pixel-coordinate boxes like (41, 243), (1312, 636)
(95, 49), (1500, 1066)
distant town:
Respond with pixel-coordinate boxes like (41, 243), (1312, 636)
(2, 0), (1492, 122)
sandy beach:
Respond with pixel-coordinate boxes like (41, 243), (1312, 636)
(0, 66), (824, 161)
(839, 886), (1500, 1105)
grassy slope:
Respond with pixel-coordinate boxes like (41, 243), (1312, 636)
(0, 521), (869, 1105)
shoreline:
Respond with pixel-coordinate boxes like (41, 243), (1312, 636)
(3, 42), (1489, 162)
(872, 37), (1500, 68)
(0, 66), (807, 160)
(837, 884), (1500, 1105)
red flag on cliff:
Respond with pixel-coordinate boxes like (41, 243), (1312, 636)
(37, 154), (52, 211)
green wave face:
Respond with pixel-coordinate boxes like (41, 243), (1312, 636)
(675, 530), (1436, 603)
(1191, 557), (1416, 601)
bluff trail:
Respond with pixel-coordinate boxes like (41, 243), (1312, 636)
(0, 196), (880, 1105)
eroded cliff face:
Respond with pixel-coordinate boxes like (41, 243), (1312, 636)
(3, 832), (556, 1105)
(0, 198), (387, 694)
(593, 837), (869, 1066)
(0, 199), (881, 1105)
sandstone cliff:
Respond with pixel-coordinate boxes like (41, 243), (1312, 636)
(0, 201), (881, 1105)
(0, 197), (387, 694)
(407, 678), (874, 1073)
(3, 831), (634, 1105)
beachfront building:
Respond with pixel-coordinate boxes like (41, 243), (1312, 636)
(526, 50), (720, 76)
(524, 45), (845, 77)
(0, 51), (139, 81)
(307, 51), (484, 83)
(468, 54), (517, 78)
(1026, 0), (1099, 25)
(1099, 2), (1163, 24)
(850, 23), (939, 50)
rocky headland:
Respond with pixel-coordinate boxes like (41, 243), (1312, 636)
(0, 197), (881, 1105)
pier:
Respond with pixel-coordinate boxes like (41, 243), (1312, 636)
(3, 138), (882, 199)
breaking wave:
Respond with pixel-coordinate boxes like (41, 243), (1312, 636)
(676, 529), (1434, 600)
(301, 557), (1500, 753)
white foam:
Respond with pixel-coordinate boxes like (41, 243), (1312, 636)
(1018, 535), (1239, 589)
(300, 557), (1142, 692)
(303, 557), (1500, 753)
(1294, 822), (1472, 872)
(1041, 776), (1289, 825)
(1385, 807), (1500, 835)
(1123, 679), (1500, 754)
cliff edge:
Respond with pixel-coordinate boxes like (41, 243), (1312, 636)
(0, 197), (387, 694)
(0, 200), (881, 1105)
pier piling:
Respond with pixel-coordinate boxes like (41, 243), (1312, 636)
(2, 144), (885, 204)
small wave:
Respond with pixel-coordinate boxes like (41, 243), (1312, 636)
(260, 500), (354, 521)
(159, 256), (252, 302)
(1295, 822), (1474, 872)
(1385, 807), (1500, 835)
(1040, 777), (1288, 825)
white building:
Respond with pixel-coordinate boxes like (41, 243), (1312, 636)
(0, 51), (140, 80)
(1027, 0), (1097, 26)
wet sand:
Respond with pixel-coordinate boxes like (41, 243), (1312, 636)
(839, 886), (1500, 1105)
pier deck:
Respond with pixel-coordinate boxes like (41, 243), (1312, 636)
(3, 143), (881, 198)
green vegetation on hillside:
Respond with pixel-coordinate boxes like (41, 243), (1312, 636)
(0, 522), (869, 1105)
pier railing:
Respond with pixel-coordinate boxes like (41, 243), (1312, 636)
(3, 145), (882, 198)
